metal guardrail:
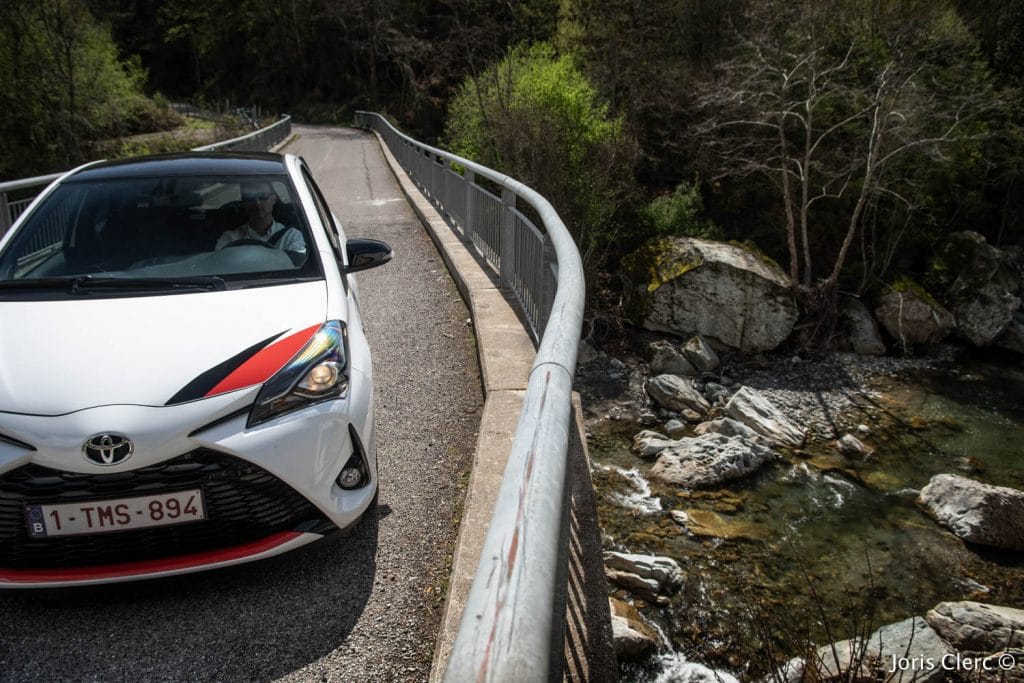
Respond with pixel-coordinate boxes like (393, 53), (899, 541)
(355, 111), (585, 681)
(0, 115), (292, 236)
(191, 114), (291, 152)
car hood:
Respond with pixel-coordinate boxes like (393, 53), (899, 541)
(0, 281), (330, 415)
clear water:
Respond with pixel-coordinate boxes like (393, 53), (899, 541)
(591, 354), (1024, 680)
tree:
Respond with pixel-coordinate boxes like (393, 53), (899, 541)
(692, 0), (997, 320)
(445, 42), (638, 278)
(0, 0), (150, 176)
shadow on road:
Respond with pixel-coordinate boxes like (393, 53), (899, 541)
(0, 505), (386, 680)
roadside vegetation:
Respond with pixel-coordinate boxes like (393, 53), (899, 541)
(3, 0), (1022, 322)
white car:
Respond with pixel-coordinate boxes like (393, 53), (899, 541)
(0, 153), (391, 587)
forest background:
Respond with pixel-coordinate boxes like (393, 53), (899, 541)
(2, 0), (1022, 329)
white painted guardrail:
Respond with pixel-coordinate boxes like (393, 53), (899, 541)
(355, 111), (585, 682)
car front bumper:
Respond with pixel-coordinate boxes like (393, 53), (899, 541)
(0, 367), (375, 588)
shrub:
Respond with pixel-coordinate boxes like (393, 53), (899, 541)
(642, 178), (721, 240)
(444, 42), (639, 278)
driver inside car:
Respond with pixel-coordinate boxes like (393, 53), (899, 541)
(215, 181), (306, 253)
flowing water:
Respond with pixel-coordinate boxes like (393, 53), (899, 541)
(587, 352), (1024, 681)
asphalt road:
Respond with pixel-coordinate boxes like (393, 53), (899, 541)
(0, 126), (484, 682)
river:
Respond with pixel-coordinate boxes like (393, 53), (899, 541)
(580, 346), (1024, 681)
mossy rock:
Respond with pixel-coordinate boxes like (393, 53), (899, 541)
(619, 237), (797, 353)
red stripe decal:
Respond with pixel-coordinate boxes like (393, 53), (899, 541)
(0, 531), (304, 583)
(205, 323), (320, 397)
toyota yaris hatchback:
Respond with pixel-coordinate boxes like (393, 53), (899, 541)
(0, 153), (391, 587)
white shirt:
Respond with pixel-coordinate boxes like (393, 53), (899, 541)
(215, 220), (306, 253)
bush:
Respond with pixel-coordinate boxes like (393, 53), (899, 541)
(642, 178), (721, 240)
(444, 43), (639, 277)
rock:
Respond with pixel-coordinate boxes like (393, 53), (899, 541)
(875, 278), (955, 347)
(632, 430), (681, 459)
(834, 433), (873, 458)
(609, 598), (660, 661)
(997, 311), (1024, 355)
(953, 281), (1021, 347)
(693, 417), (761, 441)
(926, 601), (1024, 654)
(931, 231), (1021, 347)
(670, 509), (766, 541)
(646, 374), (711, 415)
(804, 617), (951, 682)
(648, 340), (699, 376)
(681, 409), (703, 422)
(664, 419), (687, 438)
(578, 340), (600, 364)
(838, 295), (886, 355)
(682, 335), (720, 373)
(620, 237), (798, 353)
(649, 433), (774, 488)
(702, 382), (732, 406)
(725, 386), (806, 447)
(917, 474), (1024, 551)
(605, 568), (667, 605)
(604, 551), (683, 605)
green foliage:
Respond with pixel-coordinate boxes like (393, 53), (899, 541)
(0, 0), (169, 177)
(445, 43), (639, 276)
(642, 179), (721, 240)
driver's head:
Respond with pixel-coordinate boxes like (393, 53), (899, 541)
(240, 181), (277, 230)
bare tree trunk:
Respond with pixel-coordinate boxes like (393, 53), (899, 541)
(779, 123), (799, 283)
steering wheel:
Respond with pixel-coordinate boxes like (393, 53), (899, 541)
(223, 238), (275, 249)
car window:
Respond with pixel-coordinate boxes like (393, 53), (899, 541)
(0, 174), (323, 288)
(301, 168), (345, 266)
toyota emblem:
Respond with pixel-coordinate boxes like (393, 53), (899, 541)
(82, 433), (134, 466)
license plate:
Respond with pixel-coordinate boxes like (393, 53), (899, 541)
(25, 489), (206, 538)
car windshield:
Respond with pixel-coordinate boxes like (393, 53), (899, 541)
(0, 174), (322, 291)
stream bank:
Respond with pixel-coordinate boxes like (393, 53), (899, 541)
(576, 337), (1024, 681)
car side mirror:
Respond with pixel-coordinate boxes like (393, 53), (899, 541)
(345, 238), (393, 274)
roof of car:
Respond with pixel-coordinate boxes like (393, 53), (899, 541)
(67, 153), (290, 182)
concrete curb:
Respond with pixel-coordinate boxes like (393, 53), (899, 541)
(367, 129), (615, 682)
(366, 131), (534, 682)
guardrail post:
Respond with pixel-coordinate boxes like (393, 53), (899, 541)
(463, 170), (475, 238)
(499, 187), (516, 289)
(0, 192), (12, 234)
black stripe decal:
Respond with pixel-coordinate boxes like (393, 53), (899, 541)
(165, 331), (284, 405)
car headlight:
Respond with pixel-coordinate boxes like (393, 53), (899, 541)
(248, 321), (348, 427)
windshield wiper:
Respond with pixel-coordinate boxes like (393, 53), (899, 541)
(73, 276), (227, 292)
(0, 275), (227, 293)
(0, 276), (91, 291)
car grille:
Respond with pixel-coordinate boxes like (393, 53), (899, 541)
(0, 449), (331, 569)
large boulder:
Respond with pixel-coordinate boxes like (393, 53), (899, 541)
(917, 474), (1024, 551)
(799, 617), (951, 682)
(649, 433), (774, 488)
(725, 386), (806, 447)
(875, 277), (955, 347)
(925, 601), (1024, 654)
(646, 374), (711, 415)
(621, 237), (798, 353)
(838, 295), (886, 355)
(930, 231), (1021, 346)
